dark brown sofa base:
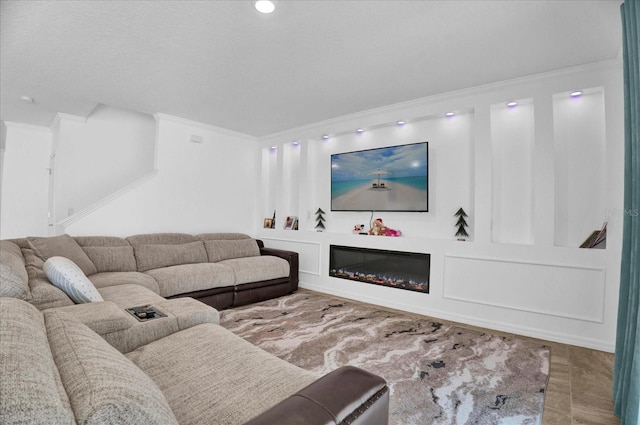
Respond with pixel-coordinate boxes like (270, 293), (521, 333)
(244, 366), (389, 425)
(167, 241), (299, 310)
(169, 278), (293, 310)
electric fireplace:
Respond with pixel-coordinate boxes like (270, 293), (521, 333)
(329, 245), (430, 293)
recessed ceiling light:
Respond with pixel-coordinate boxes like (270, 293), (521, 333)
(506, 101), (518, 107)
(20, 95), (34, 104)
(445, 112), (455, 117)
(255, 0), (275, 13)
(570, 90), (583, 97)
(292, 140), (300, 146)
(322, 134), (330, 140)
(270, 145), (277, 150)
(356, 128), (365, 133)
(396, 120), (406, 126)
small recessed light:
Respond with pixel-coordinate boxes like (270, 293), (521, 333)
(20, 95), (34, 104)
(396, 120), (406, 126)
(356, 128), (365, 134)
(445, 112), (455, 117)
(506, 101), (518, 107)
(255, 0), (275, 13)
(322, 134), (330, 140)
(570, 90), (583, 97)
(292, 140), (300, 146)
(270, 145), (277, 150)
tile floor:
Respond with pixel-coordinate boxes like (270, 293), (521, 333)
(534, 339), (618, 425)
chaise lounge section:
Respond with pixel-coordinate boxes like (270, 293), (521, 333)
(1, 297), (390, 425)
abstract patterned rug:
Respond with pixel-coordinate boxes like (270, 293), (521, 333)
(220, 291), (550, 425)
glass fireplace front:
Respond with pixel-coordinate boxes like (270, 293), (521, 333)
(329, 245), (430, 293)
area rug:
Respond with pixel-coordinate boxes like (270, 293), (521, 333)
(220, 291), (550, 425)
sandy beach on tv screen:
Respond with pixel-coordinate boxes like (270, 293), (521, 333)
(332, 180), (428, 211)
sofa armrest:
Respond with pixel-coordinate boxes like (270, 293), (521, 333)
(243, 366), (389, 425)
(258, 244), (299, 291)
(44, 301), (134, 335)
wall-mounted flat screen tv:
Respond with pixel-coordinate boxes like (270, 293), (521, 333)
(331, 142), (429, 212)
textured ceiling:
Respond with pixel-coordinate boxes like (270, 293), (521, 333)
(0, 0), (623, 137)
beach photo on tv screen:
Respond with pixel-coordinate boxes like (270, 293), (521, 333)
(331, 142), (429, 212)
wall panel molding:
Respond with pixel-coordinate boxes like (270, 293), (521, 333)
(443, 255), (606, 323)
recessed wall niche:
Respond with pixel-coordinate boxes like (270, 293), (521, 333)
(260, 146), (278, 224)
(282, 142), (301, 223)
(490, 100), (535, 245)
(553, 88), (606, 248)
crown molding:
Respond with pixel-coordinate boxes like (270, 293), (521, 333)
(154, 113), (256, 142)
(48, 112), (88, 129)
(2, 121), (52, 133)
(259, 58), (622, 144)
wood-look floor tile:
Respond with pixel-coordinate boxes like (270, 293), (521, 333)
(572, 393), (620, 425)
(520, 336), (569, 360)
(569, 347), (615, 400)
(545, 377), (572, 412)
(542, 406), (573, 425)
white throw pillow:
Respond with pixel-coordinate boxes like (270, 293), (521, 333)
(44, 256), (104, 304)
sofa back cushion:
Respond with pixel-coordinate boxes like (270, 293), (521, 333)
(0, 298), (75, 424)
(75, 236), (137, 273)
(28, 234), (98, 276)
(44, 309), (179, 425)
(22, 248), (75, 310)
(127, 233), (208, 272)
(202, 239), (260, 263)
(0, 240), (30, 300)
(197, 233), (259, 262)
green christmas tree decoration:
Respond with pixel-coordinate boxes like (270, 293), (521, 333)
(454, 208), (469, 240)
(315, 208), (326, 232)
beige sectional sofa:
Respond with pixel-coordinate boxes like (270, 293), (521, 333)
(3, 232), (298, 310)
(0, 232), (390, 424)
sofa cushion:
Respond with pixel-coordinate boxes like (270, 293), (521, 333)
(28, 234), (97, 276)
(75, 236), (137, 273)
(202, 239), (261, 263)
(20, 248), (74, 310)
(0, 240), (30, 299)
(145, 263), (236, 297)
(98, 284), (166, 308)
(0, 298), (75, 424)
(88, 271), (160, 294)
(44, 257), (104, 304)
(44, 301), (134, 336)
(126, 323), (317, 425)
(44, 309), (179, 425)
(127, 234), (208, 272)
(221, 256), (290, 285)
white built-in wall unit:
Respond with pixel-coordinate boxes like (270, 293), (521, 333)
(256, 60), (624, 352)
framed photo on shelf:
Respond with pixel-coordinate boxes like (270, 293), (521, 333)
(283, 216), (297, 230)
(263, 218), (273, 228)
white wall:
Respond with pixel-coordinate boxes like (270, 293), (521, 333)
(66, 114), (258, 236)
(54, 105), (156, 222)
(255, 60), (624, 352)
(0, 123), (52, 238)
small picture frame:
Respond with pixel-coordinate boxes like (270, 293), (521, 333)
(284, 215), (298, 230)
(263, 218), (273, 228)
